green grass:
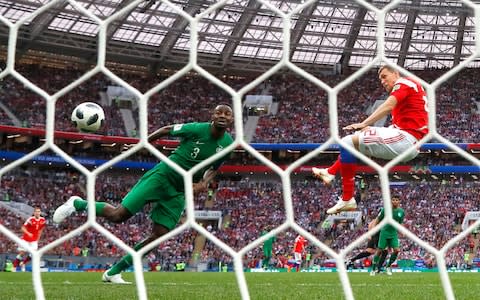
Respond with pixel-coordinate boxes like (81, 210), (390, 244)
(1, 272), (480, 300)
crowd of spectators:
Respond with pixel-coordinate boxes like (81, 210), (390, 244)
(0, 67), (124, 136)
(191, 175), (480, 269)
(325, 178), (480, 269)
(1, 63), (480, 271)
(204, 179), (285, 250)
(435, 68), (480, 142)
(1, 64), (480, 144)
(254, 69), (480, 143)
(253, 72), (380, 143)
(0, 64), (253, 138)
(2, 164), (480, 270)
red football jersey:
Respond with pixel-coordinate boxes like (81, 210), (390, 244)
(294, 235), (306, 253)
(390, 77), (429, 140)
(22, 216), (46, 242)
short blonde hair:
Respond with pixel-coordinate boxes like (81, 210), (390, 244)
(378, 65), (398, 75)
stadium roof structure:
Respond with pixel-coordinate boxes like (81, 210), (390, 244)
(0, 0), (479, 74)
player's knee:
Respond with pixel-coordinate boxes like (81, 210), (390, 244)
(108, 207), (131, 223)
(340, 135), (358, 163)
(151, 223), (169, 239)
(342, 134), (361, 149)
(341, 135), (354, 147)
(137, 225), (166, 247)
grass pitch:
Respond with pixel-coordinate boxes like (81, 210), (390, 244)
(1, 272), (479, 300)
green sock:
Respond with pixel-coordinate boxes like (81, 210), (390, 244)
(262, 258), (269, 268)
(377, 251), (388, 270)
(73, 199), (106, 214)
(387, 253), (398, 267)
(107, 241), (146, 276)
(371, 255), (379, 271)
(108, 255), (132, 276)
(73, 199), (88, 211)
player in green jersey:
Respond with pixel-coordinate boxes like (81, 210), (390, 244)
(261, 227), (276, 269)
(53, 104), (234, 284)
(346, 221), (387, 269)
(369, 194), (404, 276)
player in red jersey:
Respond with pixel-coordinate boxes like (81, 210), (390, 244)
(293, 235), (307, 272)
(313, 65), (428, 214)
(13, 207), (46, 272)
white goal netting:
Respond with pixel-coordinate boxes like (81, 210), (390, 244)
(1, 0), (480, 299)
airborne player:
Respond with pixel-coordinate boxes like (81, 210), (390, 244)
(313, 65), (428, 215)
(54, 104), (234, 283)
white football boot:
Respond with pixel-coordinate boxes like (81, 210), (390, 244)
(53, 196), (80, 224)
(102, 270), (132, 284)
(312, 167), (335, 185)
(326, 197), (357, 214)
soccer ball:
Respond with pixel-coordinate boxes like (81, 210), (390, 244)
(71, 102), (105, 133)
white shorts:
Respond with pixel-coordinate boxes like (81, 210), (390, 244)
(18, 240), (38, 252)
(294, 252), (302, 264)
(357, 126), (419, 162)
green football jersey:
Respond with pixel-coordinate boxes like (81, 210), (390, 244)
(261, 230), (276, 249)
(377, 207), (405, 238)
(156, 122), (233, 189)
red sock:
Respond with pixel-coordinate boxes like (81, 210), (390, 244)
(327, 156), (341, 175)
(340, 163), (357, 201)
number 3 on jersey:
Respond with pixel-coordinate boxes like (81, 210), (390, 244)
(191, 147), (200, 158)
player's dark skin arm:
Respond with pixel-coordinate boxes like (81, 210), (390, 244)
(147, 125), (174, 143)
(122, 125), (173, 151)
(368, 219), (377, 230)
(193, 168), (218, 194)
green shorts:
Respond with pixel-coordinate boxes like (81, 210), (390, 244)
(263, 247), (272, 257)
(378, 231), (399, 250)
(121, 164), (184, 230)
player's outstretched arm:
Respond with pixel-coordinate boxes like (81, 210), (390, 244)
(122, 125), (174, 151)
(343, 95), (397, 131)
(148, 125), (174, 143)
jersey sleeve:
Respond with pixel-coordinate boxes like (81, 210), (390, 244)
(390, 83), (411, 103)
(169, 123), (199, 139)
(390, 78), (419, 102)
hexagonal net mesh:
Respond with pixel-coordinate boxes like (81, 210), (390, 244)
(1, 0), (480, 299)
